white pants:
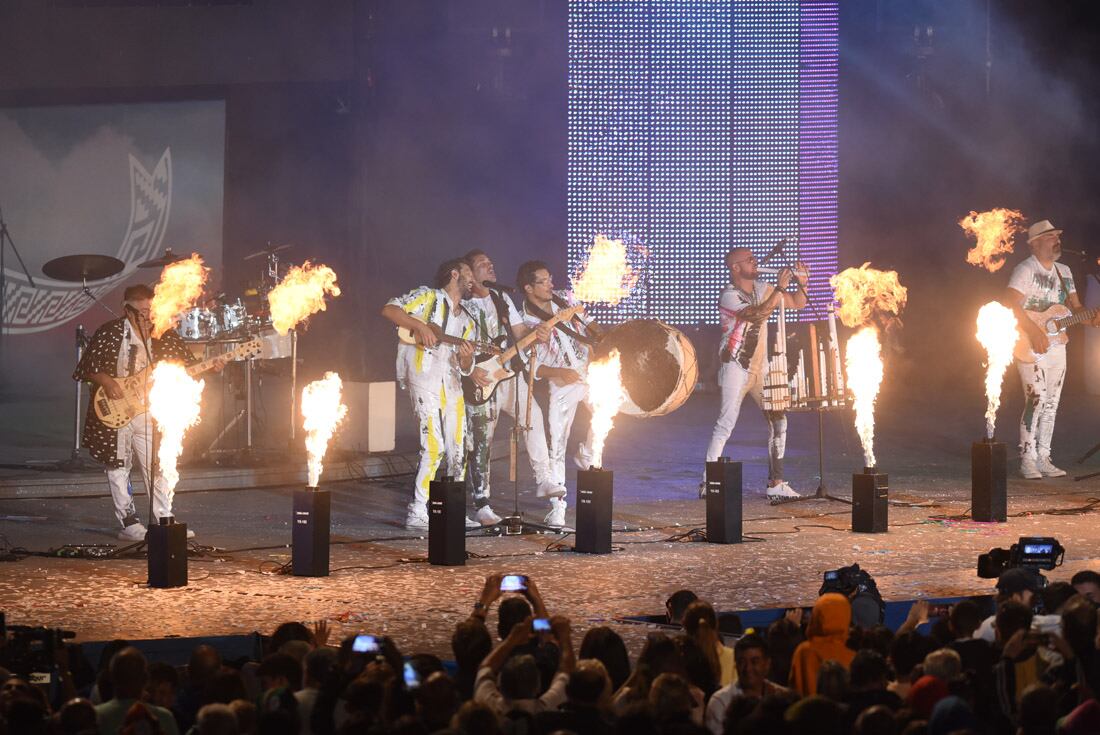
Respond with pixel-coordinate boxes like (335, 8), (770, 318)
(407, 376), (467, 509)
(106, 412), (174, 526)
(706, 362), (787, 481)
(547, 380), (594, 486)
(1017, 345), (1067, 461)
(466, 376), (553, 507)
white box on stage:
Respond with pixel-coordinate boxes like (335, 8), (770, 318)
(338, 381), (396, 453)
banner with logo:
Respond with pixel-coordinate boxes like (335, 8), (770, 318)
(0, 100), (224, 453)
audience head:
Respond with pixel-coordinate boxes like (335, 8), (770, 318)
(1071, 569), (1100, 604)
(188, 644), (223, 685)
(815, 659), (849, 702)
(681, 600), (717, 637)
(567, 659), (612, 708)
(302, 646), (337, 688)
(855, 704), (898, 735)
(675, 633), (718, 696)
(889, 631), (933, 683)
(452, 619), (493, 677)
(785, 694), (846, 735)
(499, 654), (540, 700)
(451, 700), (502, 735)
(994, 598), (1034, 645)
(579, 626), (631, 692)
(907, 674), (949, 718)
(995, 567), (1044, 608)
(257, 652), (303, 692)
(145, 660), (179, 709)
(647, 672), (694, 724)
(665, 589), (698, 625)
(1061, 594), (1099, 660)
(849, 649), (891, 691)
(497, 596), (533, 640)
(1040, 581), (1076, 615)
(415, 671), (459, 730)
(195, 702), (238, 735)
(809, 593), (852, 638)
(734, 633), (771, 693)
(57, 697), (97, 735)
(204, 668), (248, 705)
(636, 632), (682, 678)
(110, 646), (149, 700)
(1018, 682), (1057, 735)
(922, 648), (961, 681)
(927, 695), (978, 735)
(947, 599), (982, 639)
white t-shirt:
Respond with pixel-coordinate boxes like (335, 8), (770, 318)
(1008, 255), (1075, 313)
(522, 290), (594, 375)
(718, 281), (773, 372)
(464, 292), (524, 341)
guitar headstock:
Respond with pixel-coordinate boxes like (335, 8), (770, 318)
(236, 337), (264, 360)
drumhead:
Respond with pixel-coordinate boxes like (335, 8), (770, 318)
(592, 319), (698, 417)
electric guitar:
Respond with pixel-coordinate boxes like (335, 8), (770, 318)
(1014, 303), (1098, 364)
(396, 319), (500, 355)
(92, 337), (263, 429)
(462, 304), (585, 406)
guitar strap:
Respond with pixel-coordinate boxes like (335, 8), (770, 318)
(487, 289), (530, 380)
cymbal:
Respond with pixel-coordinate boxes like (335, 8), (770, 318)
(138, 248), (187, 268)
(42, 254), (125, 282)
(243, 243), (293, 261)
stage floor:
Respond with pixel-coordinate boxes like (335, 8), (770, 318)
(2, 387), (1100, 658)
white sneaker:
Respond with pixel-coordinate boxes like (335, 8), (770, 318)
(698, 480), (707, 499)
(1020, 457), (1043, 480)
(476, 506), (503, 526)
(184, 528), (196, 539)
(405, 503), (429, 530)
(573, 447), (593, 471)
(464, 515), (480, 529)
(766, 481), (802, 500)
(544, 498), (567, 528)
(1037, 456), (1066, 478)
(117, 522), (147, 541)
(536, 481), (567, 499)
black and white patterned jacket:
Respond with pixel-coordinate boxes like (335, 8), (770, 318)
(72, 318), (197, 467)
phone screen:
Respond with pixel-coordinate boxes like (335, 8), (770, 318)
(500, 574), (528, 592)
(352, 635), (381, 653)
(532, 617), (551, 632)
(403, 661), (420, 689)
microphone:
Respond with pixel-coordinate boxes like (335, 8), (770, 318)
(760, 237), (793, 264)
(482, 280), (514, 293)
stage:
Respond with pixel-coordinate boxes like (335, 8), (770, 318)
(2, 385), (1100, 658)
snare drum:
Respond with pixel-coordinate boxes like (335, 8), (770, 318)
(217, 299), (249, 336)
(178, 308), (218, 341)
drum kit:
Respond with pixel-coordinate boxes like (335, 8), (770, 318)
(39, 243), (300, 469)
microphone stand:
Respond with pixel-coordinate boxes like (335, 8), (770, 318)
(0, 203), (37, 376)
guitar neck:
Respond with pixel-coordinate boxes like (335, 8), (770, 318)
(497, 306), (581, 364)
(1057, 307), (1098, 330)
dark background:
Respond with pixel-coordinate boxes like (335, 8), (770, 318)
(2, 0), (1099, 398)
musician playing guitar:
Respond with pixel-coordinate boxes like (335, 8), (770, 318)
(461, 249), (558, 527)
(1006, 219), (1100, 480)
(517, 260), (605, 528)
(72, 284), (201, 541)
(382, 257), (489, 530)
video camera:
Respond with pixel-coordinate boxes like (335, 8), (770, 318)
(0, 614), (76, 685)
(977, 536), (1064, 579)
(819, 563), (885, 625)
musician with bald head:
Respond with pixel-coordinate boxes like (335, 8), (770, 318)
(1005, 219), (1100, 480)
(705, 247), (808, 501)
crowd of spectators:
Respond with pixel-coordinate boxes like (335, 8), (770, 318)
(4, 568), (1100, 735)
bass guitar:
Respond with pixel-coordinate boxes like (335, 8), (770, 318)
(92, 337), (263, 429)
(1013, 303), (1098, 364)
(396, 319), (500, 355)
(462, 304), (584, 406)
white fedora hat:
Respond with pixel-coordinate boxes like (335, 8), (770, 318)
(1027, 219), (1063, 242)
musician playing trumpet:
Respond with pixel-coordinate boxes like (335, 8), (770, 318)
(383, 258), (489, 530)
(705, 248), (808, 501)
(1006, 219), (1100, 480)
